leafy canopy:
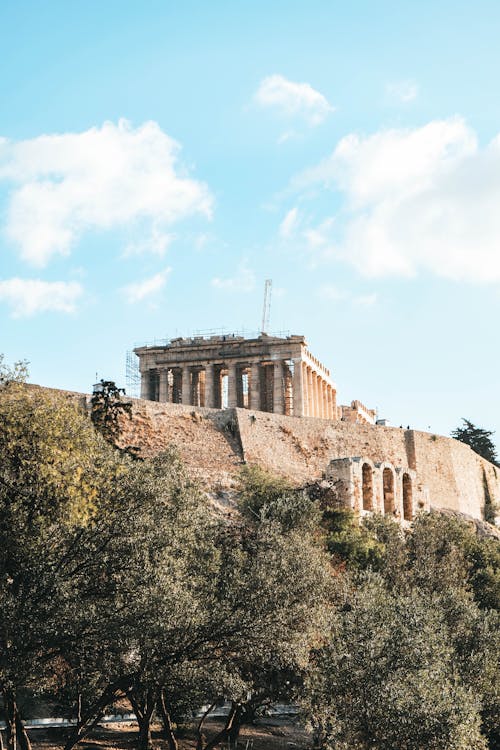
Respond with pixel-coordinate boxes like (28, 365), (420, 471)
(452, 418), (499, 465)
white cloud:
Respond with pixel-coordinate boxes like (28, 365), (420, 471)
(294, 118), (500, 283)
(122, 267), (172, 303)
(123, 226), (175, 257)
(319, 284), (348, 301)
(211, 262), (255, 292)
(279, 207), (300, 238)
(0, 120), (213, 267)
(0, 278), (83, 317)
(354, 293), (378, 307)
(254, 74), (334, 126)
(319, 284), (377, 306)
(386, 80), (419, 103)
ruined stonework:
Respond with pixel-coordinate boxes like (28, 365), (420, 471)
(134, 333), (338, 419)
(325, 457), (429, 522)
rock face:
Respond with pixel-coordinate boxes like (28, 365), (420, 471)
(111, 396), (500, 525)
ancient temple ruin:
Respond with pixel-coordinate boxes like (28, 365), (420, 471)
(134, 333), (337, 418)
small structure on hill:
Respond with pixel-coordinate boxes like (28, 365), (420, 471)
(134, 333), (339, 418)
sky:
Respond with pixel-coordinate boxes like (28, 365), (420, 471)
(1, 0), (500, 449)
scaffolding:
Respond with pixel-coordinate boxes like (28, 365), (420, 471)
(125, 350), (141, 398)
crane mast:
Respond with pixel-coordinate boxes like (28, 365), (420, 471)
(261, 279), (272, 334)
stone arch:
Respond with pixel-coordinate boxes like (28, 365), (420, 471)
(383, 467), (395, 514)
(402, 473), (413, 521)
(362, 462), (374, 511)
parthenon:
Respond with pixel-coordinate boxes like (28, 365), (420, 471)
(134, 333), (337, 418)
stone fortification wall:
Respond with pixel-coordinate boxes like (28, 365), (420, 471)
(234, 408), (500, 520)
(114, 398), (499, 521)
(29, 387), (500, 523)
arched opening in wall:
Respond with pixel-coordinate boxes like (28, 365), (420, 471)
(403, 473), (413, 521)
(362, 463), (373, 511)
(383, 468), (395, 514)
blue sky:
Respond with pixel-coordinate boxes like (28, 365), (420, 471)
(1, 0), (500, 448)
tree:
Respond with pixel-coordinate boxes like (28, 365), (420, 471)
(0, 355), (28, 387)
(305, 574), (488, 750)
(90, 379), (136, 452)
(0, 383), (130, 750)
(452, 419), (499, 466)
(119, 472), (333, 750)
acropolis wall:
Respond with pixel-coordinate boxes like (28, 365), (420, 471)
(104, 397), (499, 525)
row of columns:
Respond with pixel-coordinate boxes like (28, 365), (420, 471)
(142, 358), (336, 419)
(295, 361), (337, 419)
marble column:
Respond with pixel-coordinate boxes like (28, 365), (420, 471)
(181, 366), (191, 405)
(159, 369), (168, 403)
(307, 367), (314, 417)
(331, 388), (337, 420)
(227, 363), (238, 408)
(249, 363), (261, 410)
(204, 363), (215, 408)
(317, 378), (323, 418)
(326, 386), (333, 419)
(292, 358), (303, 417)
(140, 372), (149, 400)
(321, 381), (327, 418)
(302, 363), (309, 417)
(273, 360), (285, 414)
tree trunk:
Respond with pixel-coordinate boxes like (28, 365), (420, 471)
(129, 689), (156, 750)
(63, 676), (132, 750)
(202, 702), (239, 750)
(3, 690), (16, 750)
(196, 703), (215, 750)
(14, 708), (31, 750)
(157, 690), (178, 750)
(227, 704), (244, 745)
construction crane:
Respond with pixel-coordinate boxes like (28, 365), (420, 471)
(261, 279), (272, 334)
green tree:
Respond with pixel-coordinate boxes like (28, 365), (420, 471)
(0, 384), (129, 750)
(452, 419), (499, 465)
(0, 355), (28, 387)
(305, 574), (487, 750)
(90, 379), (135, 451)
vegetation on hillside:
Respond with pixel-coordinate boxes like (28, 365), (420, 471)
(0, 362), (499, 750)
